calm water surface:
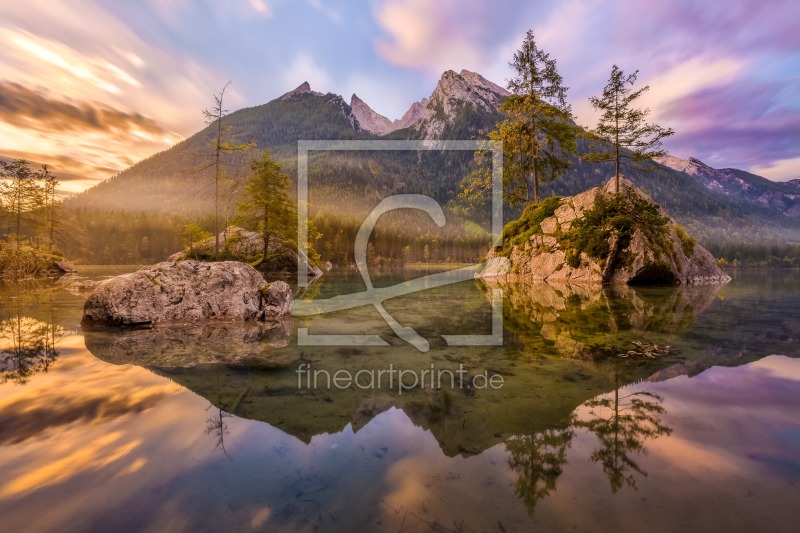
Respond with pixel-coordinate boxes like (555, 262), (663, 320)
(1, 266), (799, 532)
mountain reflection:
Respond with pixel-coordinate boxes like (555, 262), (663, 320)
(0, 315), (63, 385)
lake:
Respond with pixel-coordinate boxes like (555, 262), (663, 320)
(1, 266), (799, 532)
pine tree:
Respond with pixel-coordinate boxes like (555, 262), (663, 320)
(38, 165), (59, 251)
(0, 160), (44, 249)
(201, 82), (255, 258)
(235, 150), (294, 265)
(465, 30), (578, 205)
(583, 65), (675, 193)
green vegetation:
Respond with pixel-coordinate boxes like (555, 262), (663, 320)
(496, 196), (561, 257)
(464, 30), (578, 205)
(235, 150), (295, 266)
(0, 243), (60, 279)
(673, 224), (696, 256)
(558, 190), (670, 266)
(582, 65), (674, 193)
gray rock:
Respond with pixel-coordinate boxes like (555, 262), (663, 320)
(540, 216), (558, 234)
(474, 256), (511, 278)
(63, 279), (100, 294)
(82, 260), (292, 326)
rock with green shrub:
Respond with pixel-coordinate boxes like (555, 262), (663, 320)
(478, 177), (730, 285)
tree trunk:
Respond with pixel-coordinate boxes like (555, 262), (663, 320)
(615, 90), (620, 194)
(214, 120), (221, 259)
(262, 207), (269, 265)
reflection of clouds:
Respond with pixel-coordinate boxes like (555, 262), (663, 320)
(1, 432), (141, 497)
(1, 343), (798, 531)
(0, 383), (174, 445)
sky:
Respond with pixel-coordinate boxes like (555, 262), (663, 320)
(0, 0), (798, 194)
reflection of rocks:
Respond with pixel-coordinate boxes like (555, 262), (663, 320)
(83, 320), (293, 368)
(123, 342), (618, 458)
(486, 279), (722, 358)
(82, 261), (291, 326)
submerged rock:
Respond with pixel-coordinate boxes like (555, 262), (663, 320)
(477, 177), (731, 285)
(82, 260), (292, 326)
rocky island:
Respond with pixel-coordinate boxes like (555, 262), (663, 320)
(478, 177), (731, 285)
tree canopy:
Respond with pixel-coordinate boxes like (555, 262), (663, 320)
(465, 30), (579, 206)
(582, 65), (675, 193)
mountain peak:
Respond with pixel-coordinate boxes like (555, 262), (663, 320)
(349, 93), (394, 135)
(280, 81), (320, 100)
(408, 68), (509, 137)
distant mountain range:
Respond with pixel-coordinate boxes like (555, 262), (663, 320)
(658, 155), (800, 218)
(65, 69), (800, 244)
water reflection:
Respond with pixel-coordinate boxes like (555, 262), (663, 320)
(506, 428), (574, 514)
(507, 358), (672, 513)
(573, 384), (671, 492)
(489, 279), (722, 358)
(82, 320), (293, 367)
(0, 315), (63, 385)
(81, 278), (720, 462)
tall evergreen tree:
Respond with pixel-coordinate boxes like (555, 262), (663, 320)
(0, 160), (44, 249)
(583, 65), (675, 193)
(235, 150), (294, 265)
(466, 30), (578, 205)
(38, 165), (59, 251)
(201, 82), (254, 258)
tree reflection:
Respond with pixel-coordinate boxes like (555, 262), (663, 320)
(0, 315), (63, 385)
(572, 373), (672, 492)
(204, 367), (244, 459)
(507, 363), (672, 512)
(505, 427), (574, 515)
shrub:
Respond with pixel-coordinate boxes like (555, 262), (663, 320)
(497, 196), (561, 256)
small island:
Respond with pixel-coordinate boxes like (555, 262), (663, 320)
(478, 177), (730, 285)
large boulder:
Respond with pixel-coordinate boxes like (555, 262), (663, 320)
(477, 177), (731, 285)
(82, 260), (292, 326)
(169, 226), (323, 280)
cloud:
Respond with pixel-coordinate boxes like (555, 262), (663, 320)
(373, 0), (541, 75)
(307, 0), (342, 25)
(750, 157), (800, 182)
(249, 0), (272, 16)
(281, 53), (333, 93)
(660, 82), (800, 170)
(0, 81), (169, 136)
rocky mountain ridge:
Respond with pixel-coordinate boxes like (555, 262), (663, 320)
(658, 154), (800, 217)
(285, 69), (509, 137)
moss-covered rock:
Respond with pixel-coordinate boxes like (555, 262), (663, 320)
(479, 177), (731, 285)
